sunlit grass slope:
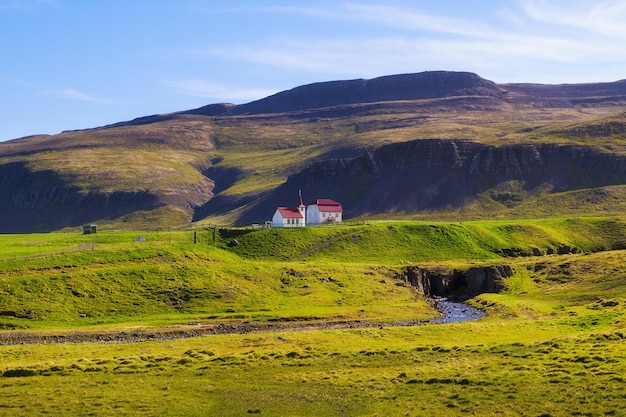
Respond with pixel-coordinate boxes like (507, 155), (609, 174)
(220, 217), (626, 262)
(0, 229), (432, 330)
(0, 217), (624, 331)
(0, 248), (624, 416)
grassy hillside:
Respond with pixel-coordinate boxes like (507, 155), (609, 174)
(0, 219), (625, 415)
(2, 78), (626, 231)
(0, 228), (431, 330)
(201, 106), (626, 225)
(219, 217), (626, 262)
(0, 217), (624, 330)
(1, 118), (217, 193)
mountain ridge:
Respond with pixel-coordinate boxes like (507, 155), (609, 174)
(182, 71), (626, 118)
(2, 70), (626, 232)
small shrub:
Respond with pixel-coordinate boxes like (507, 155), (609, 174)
(3, 368), (38, 378)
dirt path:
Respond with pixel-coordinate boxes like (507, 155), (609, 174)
(0, 319), (428, 346)
(0, 300), (485, 346)
(291, 233), (357, 259)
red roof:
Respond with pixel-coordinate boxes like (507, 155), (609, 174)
(308, 199), (343, 213)
(277, 207), (304, 218)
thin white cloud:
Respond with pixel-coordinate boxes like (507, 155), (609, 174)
(341, 3), (502, 39)
(166, 79), (278, 102)
(12, 80), (111, 103)
(202, 28), (625, 82)
(205, 41), (365, 76)
(47, 88), (109, 103)
(520, 0), (626, 38)
(214, 3), (505, 39)
(193, 1), (626, 84)
(10, 79), (112, 104)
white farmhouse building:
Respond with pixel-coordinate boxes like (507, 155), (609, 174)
(306, 199), (343, 225)
(271, 193), (306, 228)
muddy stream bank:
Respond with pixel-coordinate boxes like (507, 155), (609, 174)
(0, 265), (508, 346)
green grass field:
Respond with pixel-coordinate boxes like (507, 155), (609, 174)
(0, 218), (625, 416)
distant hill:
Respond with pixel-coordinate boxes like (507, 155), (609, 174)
(237, 139), (626, 224)
(186, 71), (504, 115)
(2, 71), (626, 232)
(184, 71), (626, 116)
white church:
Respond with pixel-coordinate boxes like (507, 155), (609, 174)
(271, 191), (343, 228)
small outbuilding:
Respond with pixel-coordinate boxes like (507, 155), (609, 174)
(82, 224), (97, 234)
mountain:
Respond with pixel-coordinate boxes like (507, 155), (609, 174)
(2, 71), (626, 232)
(185, 71), (626, 116)
(239, 139), (626, 224)
(186, 71), (504, 115)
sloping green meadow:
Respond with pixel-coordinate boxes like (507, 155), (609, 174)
(221, 217), (626, 262)
(0, 218), (625, 416)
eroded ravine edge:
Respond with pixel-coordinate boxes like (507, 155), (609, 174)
(0, 265), (510, 345)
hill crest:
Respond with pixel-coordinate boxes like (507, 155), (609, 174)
(185, 71), (502, 117)
(183, 71), (626, 118)
(3, 70), (626, 231)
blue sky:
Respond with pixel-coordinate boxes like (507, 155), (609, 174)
(2, 0), (626, 141)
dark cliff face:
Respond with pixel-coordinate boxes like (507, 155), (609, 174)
(0, 162), (161, 232)
(400, 265), (513, 300)
(240, 138), (626, 223)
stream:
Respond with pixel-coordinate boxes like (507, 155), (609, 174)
(428, 298), (486, 324)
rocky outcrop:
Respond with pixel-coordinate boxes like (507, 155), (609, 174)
(464, 265), (512, 296)
(399, 265), (513, 300)
(402, 267), (461, 296)
(240, 138), (626, 223)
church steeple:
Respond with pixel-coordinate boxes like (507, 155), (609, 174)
(298, 189), (304, 208)
(297, 189), (306, 225)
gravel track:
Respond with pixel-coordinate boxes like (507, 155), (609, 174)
(0, 299), (483, 346)
(0, 319), (430, 346)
